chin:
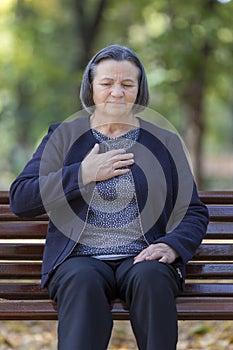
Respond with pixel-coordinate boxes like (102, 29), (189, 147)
(106, 103), (133, 115)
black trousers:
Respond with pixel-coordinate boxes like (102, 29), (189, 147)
(47, 256), (181, 350)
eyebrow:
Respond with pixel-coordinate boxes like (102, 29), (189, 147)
(100, 77), (137, 82)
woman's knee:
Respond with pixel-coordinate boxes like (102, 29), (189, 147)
(48, 257), (115, 300)
(127, 260), (179, 296)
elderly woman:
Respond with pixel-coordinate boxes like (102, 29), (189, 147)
(10, 45), (209, 350)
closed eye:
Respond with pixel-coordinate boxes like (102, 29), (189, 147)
(100, 83), (112, 86)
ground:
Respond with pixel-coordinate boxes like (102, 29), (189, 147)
(0, 320), (233, 349)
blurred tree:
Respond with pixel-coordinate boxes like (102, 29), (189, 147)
(0, 0), (109, 181)
(104, 0), (233, 187)
(72, 0), (108, 71)
(0, 0), (232, 189)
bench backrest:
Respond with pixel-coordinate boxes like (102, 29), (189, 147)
(0, 190), (233, 302)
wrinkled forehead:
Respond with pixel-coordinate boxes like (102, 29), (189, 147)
(92, 59), (140, 80)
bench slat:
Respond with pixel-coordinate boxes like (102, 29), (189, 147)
(0, 283), (47, 299)
(206, 222), (233, 237)
(176, 297), (233, 321)
(0, 222), (232, 239)
(0, 297), (233, 321)
(0, 222), (47, 238)
(207, 205), (233, 221)
(194, 244), (233, 260)
(0, 205), (48, 221)
(1, 243), (233, 260)
(1, 190), (232, 205)
(0, 283), (232, 299)
(0, 263), (41, 278)
(0, 191), (9, 204)
(0, 300), (57, 320)
(186, 262), (233, 278)
(0, 244), (43, 260)
(1, 262), (233, 279)
(1, 205), (232, 222)
(182, 283), (233, 296)
(112, 296), (233, 320)
(199, 191), (233, 204)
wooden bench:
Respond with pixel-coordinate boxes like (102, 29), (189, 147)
(0, 190), (233, 321)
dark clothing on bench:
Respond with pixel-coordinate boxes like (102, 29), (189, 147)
(48, 256), (181, 350)
(10, 116), (209, 289)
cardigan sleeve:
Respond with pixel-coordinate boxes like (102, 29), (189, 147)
(154, 133), (209, 264)
(10, 123), (90, 217)
(156, 183), (209, 265)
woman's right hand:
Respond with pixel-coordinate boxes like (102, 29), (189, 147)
(81, 143), (134, 185)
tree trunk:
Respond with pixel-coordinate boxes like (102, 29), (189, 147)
(70, 0), (108, 110)
(180, 0), (217, 188)
(181, 44), (211, 187)
(73, 0), (108, 70)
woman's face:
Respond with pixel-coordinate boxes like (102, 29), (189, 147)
(92, 59), (139, 117)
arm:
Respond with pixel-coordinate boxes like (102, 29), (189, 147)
(134, 132), (209, 265)
(155, 183), (209, 264)
(10, 124), (86, 217)
(10, 123), (136, 218)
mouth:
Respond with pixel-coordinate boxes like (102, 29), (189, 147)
(107, 101), (126, 105)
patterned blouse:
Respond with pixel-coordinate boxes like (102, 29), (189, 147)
(71, 127), (148, 260)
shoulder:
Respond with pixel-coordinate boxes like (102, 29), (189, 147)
(40, 115), (91, 156)
(138, 117), (191, 165)
(139, 117), (180, 146)
(48, 114), (90, 134)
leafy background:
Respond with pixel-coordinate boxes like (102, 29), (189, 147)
(0, 0), (232, 190)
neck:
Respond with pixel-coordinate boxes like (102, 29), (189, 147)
(90, 111), (139, 138)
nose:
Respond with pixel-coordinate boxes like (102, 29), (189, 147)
(111, 84), (124, 97)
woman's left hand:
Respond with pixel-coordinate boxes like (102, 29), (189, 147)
(133, 243), (179, 264)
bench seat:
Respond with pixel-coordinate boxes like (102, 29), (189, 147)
(0, 190), (233, 321)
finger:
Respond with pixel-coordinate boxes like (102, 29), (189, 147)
(110, 153), (134, 162)
(112, 168), (131, 177)
(112, 158), (134, 169)
(158, 256), (169, 263)
(145, 253), (163, 261)
(135, 248), (148, 259)
(90, 143), (100, 154)
(133, 249), (149, 263)
(133, 256), (145, 264)
(108, 148), (127, 157)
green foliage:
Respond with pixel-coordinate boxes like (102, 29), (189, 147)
(0, 0), (232, 189)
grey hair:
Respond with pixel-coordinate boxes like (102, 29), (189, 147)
(80, 44), (149, 113)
